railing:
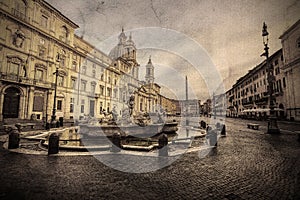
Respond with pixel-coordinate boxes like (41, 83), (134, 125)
(255, 97), (268, 105)
(0, 72), (51, 88)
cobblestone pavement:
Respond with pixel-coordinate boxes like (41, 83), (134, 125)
(0, 118), (300, 200)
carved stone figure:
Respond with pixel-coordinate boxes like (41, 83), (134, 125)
(13, 29), (25, 48)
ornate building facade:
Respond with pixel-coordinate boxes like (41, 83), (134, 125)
(0, 0), (178, 122)
(226, 19), (300, 121)
(226, 49), (286, 119)
(280, 19), (300, 121)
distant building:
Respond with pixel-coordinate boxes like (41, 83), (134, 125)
(226, 49), (286, 119)
(226, 19), (300, 121)
(178, 99), (200, 116)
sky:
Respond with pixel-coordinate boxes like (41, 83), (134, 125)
(46, 0), (300, 100)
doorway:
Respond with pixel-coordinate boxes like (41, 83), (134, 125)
(3, 87), (21, 118)
(89, 100), (95, 117)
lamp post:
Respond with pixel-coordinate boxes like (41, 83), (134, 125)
(51, 53), (60, 124)
(261, 22), (280, 134)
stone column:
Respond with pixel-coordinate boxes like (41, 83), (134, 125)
(27, 86), (35, 119)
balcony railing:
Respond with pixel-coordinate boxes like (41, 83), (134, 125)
(255, 97), (268, 105)
(0, 72), (51, 88)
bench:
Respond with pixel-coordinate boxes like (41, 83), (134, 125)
(247, 123), (259, 130)
(15, 123), (36, 131)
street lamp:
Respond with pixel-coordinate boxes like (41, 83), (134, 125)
(51, 52), (60, 125)
(261, 22), (280, 134)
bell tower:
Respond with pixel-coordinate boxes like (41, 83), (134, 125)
(145, 56), (154, 84)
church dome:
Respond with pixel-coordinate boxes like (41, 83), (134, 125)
(109, 28), (136, 60)
(109, 44), (125, 60)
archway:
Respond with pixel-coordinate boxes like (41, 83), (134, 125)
(3, 87), (21, 118)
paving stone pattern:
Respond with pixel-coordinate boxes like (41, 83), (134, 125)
(0, 118), (300, 200)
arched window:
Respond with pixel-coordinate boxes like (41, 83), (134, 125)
(61, 26), (68, 42)
(6, 56), (24, 76)
(34, 64), (47, 81)
(14, 0), (27, 20)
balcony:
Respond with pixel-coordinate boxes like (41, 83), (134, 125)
(0, 72), (51, 88)
(255, 97), (268, 105)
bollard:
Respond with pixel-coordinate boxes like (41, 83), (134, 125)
(48, 133), (59, 155)
(221, 124), (226, 136)
(59, 117), (64, 127)
(111, 132), (121, 152)
(206, 127), (217, 147)
(8, 127), (20, 149)
(158, 133), (168, 156)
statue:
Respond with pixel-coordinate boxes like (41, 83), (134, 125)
(111, 106), (118, 122)
(13, 29), (25, 48)
(127, 93), (135, 116)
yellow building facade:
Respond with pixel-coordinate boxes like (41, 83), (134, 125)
(0, 0), (178, 122)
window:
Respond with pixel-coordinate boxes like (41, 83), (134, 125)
(57, 76), (64, 87)
(92, 70), (96, 78)
(108, 76), (111, 83)
(81, 80), (87, 91)
(283, 77), (286, 88)
(100, 74), (104, 81)
(274, 59), (278, 66)
(81, 99), (85, 113)
(35, 69), (43, 81)
(41, 15), (48, 28)
(71, 78), (76, 89)
(99, 102), (103, 113)
(113, 88), (118, 98)
(73, 54), (77, 60)
(15, 0), (26, 18)
(70, 98), (74, 113)
(100, 85), (104, 95)
(107, 87), (111, 97)
(60, 26), (68, 42)
(297, 38), (300, 48)
(57, 100), (62, 111)
(72, 61), (77, 70)
(9, 63), (19, 74)
(33, 95), (43, 111)
(82, 66), (87, 75)
(60, 53), (66, 67)
(70, 104), (74, 113)
(91, 84), (95, 93)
